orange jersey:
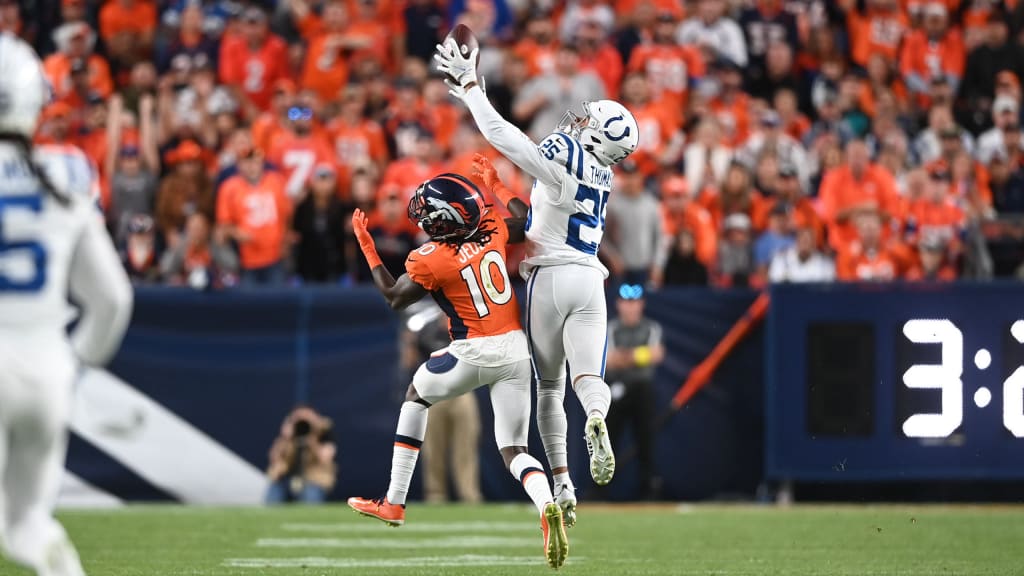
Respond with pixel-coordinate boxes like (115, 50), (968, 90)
(924, 158), (993, 206)
(627, 101), (680, 175)
(251, 112), (286, 155)
(858, 80), (908, 118)
(899, 30), (965, 88)
(847, 8), (907, 66)
(513, 39), (558, 77)
(661, 203), (718, 267)
(627, 43), (705, 111)
(99, 0), (157, 42)
(381, 158), (441, 203)
(216, 173), (291, 269)
(836, 242), (903, 281)
(300, 35), (349, 103)
(710, 93), (752, 147)
(43, 54), (113, 100)
(699, 189), (768, 233)
(904, 197), (964, 246)
(817, 164), (900, 248)
(405, 217), (522, 341)
(267, 131), (336, 198)
(753, 197), (825, 246)
(578, 44), (624, 99)
(218, 33), (289, 110)
(328, 117), (388, 167)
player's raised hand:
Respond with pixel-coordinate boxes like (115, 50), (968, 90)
(471, 153), (500, 191)
(352, 209), (383, 268)
(434, 38), (478, 88)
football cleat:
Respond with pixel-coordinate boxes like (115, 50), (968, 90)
(347, 496), (405, 527)
(541, 502), (569, 569)
(553, 483), (577, 528)
(585, 416), (615, 486)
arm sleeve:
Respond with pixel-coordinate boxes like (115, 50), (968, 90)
(463, 86), (564, 187)
(646, 321), (663, 348)
(69, 210), (134, 366)
(405, 251), (438, 291)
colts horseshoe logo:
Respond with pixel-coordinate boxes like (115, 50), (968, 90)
(602, 114), (631, 142)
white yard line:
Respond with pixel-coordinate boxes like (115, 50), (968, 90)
(224, 555), (584, 569)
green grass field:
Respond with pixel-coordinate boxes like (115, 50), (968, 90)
(3, 504), (1023, 575)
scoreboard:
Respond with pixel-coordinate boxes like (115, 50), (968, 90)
(766, 282), (1024, 480)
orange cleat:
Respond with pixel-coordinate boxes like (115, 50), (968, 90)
(347, 496), (406, 527)
(541, 502), (568, 569)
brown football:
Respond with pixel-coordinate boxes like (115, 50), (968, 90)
(443, 23), (480, 83)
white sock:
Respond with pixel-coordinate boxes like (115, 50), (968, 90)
(386, 401), (428, 506)
(553, 472), (574, 493)
(509, 453), (554, 514)
(537, 378), (568, 472)
(574, 375), (611, 419)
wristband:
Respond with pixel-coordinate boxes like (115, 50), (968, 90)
(492, 182), (517, 207)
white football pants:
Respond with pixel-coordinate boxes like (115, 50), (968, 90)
(0, 335), (85, 576)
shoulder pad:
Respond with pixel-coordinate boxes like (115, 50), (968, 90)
(539, 132), (584, 180)
(33, 144), (100, 202)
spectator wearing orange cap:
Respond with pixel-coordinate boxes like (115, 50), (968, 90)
(619, 73), (684, 176)
(156, 139), (214, 249)
(573, 19), (624, 99)
(899, 2), (965, 106)
(219, 7), (288, 113)
(660, 175), (717, 268)
(627, 11), (705, 119)
(835, 211), (907, 281)
(44, 22), (114, 101)
(844, 0), (908, 68)
(267, 97), (336, 200)
(603, 160), (665, 286)
(818, 139), (901, 250)
(216, 146), (292, 286)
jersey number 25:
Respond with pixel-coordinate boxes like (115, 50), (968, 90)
(0, 195), (46, 292)
(567, 184), (609, 256)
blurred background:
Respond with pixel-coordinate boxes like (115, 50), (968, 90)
(17, 0), (1024, 507)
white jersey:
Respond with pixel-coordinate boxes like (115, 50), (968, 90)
(0, 142), (132, 366)
(463, 88), (613, 279)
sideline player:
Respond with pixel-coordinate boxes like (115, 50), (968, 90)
(0, 34), (133, 576)
(346, 164), (569, 569)
(435, 35), (640, 524)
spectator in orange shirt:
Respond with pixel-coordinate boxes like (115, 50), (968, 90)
(818, 139), (901, 249)
(44, 22), (114, 101)
(100, 0), (157, 71)
(708, 58), (751, 147)
(380, 126), (442, 202)
(295, 1), (357, 103)
(216, 147), (292, 286)
(422, 77), (459, 153)
(926, 126), (993, 207)
(660, 176), (717, 268)
(836, 211), (905, 281)
(899, 2), (965, 104)
(755, 163), (826, 245)
(904, 167), (965, 253)
(267, 99), (337, 200)
(382, 77), (434, 158)
(514, 10), (560, 78)
(252, 79), (296, 157)
(329, 84), (388, 179)
(627, 11), (705, 116)
(700, 162), (766, 233)
(157, 140), (215, 249)
(845, 0), (908, 67)
(218, 7), (289, 113)
(620, 72), (685, 176)
(573, 19), (624, 99)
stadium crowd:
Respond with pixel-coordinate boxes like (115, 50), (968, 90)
(10, 0), (1024, 288)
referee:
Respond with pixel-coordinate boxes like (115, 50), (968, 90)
(605, 284), (665, 500)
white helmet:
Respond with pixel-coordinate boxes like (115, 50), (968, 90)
(0, 34), (48, 137)
(557, 100), (639, 166)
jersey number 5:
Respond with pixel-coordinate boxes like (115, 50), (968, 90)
(566, 184), (609, 256)
(0, 195), (47, 292)
(460, 250), (512, 318)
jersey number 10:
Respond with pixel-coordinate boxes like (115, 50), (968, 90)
(460, 250), (513, 318)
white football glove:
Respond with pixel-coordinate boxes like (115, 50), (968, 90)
(434, 37), (479, 88)
(443, 75), (485, 101)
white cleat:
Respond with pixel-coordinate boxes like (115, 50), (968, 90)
(585, 416), (615, 486)
(553, 483), (577, 528)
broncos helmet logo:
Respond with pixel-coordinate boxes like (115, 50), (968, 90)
(425, 194), (470, 224)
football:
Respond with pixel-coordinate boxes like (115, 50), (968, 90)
(443, 23), (480, 83)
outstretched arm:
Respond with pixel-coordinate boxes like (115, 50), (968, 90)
(352, 209), (428, 310)
(471, 153), (529, 243)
